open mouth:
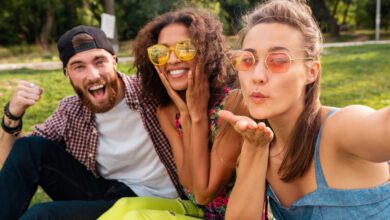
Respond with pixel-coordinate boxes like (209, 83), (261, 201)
(88, 84), (106, 100)
(168, 69), (188, 78)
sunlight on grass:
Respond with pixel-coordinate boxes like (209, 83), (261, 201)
(321, 44), (390, 109)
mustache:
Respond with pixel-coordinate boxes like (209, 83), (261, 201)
(85, 79), (106, 87)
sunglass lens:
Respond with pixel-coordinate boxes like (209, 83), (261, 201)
(233, 51), (255, 71)
(266, 53), (290, 73)
(176, 40), (196, 61)
(148, 45), (169, 65)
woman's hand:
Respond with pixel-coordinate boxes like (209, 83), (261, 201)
(218, 110), (273, 147)
(186, 63), (209, 121)
(155, 67), (188, 115)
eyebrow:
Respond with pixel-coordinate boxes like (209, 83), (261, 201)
(69, 55), (107, 67)
(243, 46), (290, 54)
(268, 46), (290, 53)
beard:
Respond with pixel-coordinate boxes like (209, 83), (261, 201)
(70, 71), (119, 113)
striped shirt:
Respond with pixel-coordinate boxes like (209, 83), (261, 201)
(31, 72), (185, 198)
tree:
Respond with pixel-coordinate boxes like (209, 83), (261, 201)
(308, 0), (340, 37)
(103, 0), (119, 52)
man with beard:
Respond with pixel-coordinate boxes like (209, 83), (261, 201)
(0, 25), (184, 220)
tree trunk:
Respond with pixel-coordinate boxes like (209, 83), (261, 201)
(342, 3), (351, 25)
(315, 0), (340, 38)
(103, 0), (119, 53)
(39, 2), (54, 53)
(332, 0), (341, 18)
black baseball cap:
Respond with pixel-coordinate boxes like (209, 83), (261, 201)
(57, 25), (115, 67)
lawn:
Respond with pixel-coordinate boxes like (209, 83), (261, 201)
(0, 43), (389, 206)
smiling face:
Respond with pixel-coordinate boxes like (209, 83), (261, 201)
(65, 48), (122, 113)
(239, 22), (318, 120)
(156, 23), (196, 91)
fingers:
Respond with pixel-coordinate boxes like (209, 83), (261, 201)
(255, 122), (274, 143)
(154, 66), (187, 111)
(155, 67), (175, 96)
(219, 109), (274, 145)
(18, 80), (43, 95)
(187, 69), (194, 90)
(218, 110), (239, 125)
(9, 81), (43, 116)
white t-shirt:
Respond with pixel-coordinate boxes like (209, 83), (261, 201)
(95, 99), (178, 198)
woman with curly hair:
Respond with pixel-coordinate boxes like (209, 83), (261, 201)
(99, 8), (248, 220)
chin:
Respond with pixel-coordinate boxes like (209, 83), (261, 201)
(90, 103), (115, 113)
(171, 84), (188, 91)
(248, 105), (267, 120)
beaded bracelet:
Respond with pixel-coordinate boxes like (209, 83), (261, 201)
(3, 102), (24, 121)
(1, 116), (22, 136)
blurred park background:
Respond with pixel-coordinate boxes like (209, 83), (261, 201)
(0, 0), (390, 62)
(0, 0), (390, 207)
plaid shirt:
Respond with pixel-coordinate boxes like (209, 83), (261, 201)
(31, 72), (185, 198)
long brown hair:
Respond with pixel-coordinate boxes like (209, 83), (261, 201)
(240, 0), (323, 182)
(133, 8), (235, 109)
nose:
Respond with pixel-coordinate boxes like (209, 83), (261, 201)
(167, 49), (180, 64)
(86, 65), (100, 81)
(252, 59), (268, 84)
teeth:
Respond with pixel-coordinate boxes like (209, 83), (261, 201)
(169, 69), (186, 75)
(89, 85), (104, 91)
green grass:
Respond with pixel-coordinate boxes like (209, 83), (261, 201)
(0, 44), (389, 206)
(321, 44), (390, 109)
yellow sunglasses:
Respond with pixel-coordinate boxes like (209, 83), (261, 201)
(147, 39), (196, 66)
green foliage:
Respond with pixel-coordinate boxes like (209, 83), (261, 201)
(0, 0), (85, 45)
(357, 0), (390, 29)
(115, 0), (178, 40)
(1, 0), (389, 46)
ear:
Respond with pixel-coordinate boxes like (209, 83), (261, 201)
(64, 68), (70, 78)
(306, 61), (320, 84)
(112, 55), (118, 64)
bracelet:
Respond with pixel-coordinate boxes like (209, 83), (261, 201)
(3, 102), (24, 121)
(1, 116), (22, 136)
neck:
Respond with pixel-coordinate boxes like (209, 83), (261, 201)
(268, 102), (305, 153)
(114, 74), (126, 105)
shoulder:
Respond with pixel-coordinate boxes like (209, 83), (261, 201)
(320, 105), (375, 150)
(323, 105), (375, 126)
(157, 104), (177, 130)
(122, 73), (158, 105)
(122, 73), (142, 91)
(57, 96), (84, 114)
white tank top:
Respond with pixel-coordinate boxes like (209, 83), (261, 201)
(95, 99), (178, 198)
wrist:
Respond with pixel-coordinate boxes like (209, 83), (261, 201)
(190, 113), (208, 123)
(1, 116), (22, 136)
(4, 102), (24, 120)
(241, 140), (269, 157)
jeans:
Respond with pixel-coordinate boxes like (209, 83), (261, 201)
(0, 136), (137, 220)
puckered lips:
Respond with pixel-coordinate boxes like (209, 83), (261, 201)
(250, 91), (268, 104)
(88, 84), (107, 103)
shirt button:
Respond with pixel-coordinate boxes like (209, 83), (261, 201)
(88, 153), (93, 158)
(92, 128), (97, 134)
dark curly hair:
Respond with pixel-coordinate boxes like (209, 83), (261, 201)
(133, 8), (235, 108)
